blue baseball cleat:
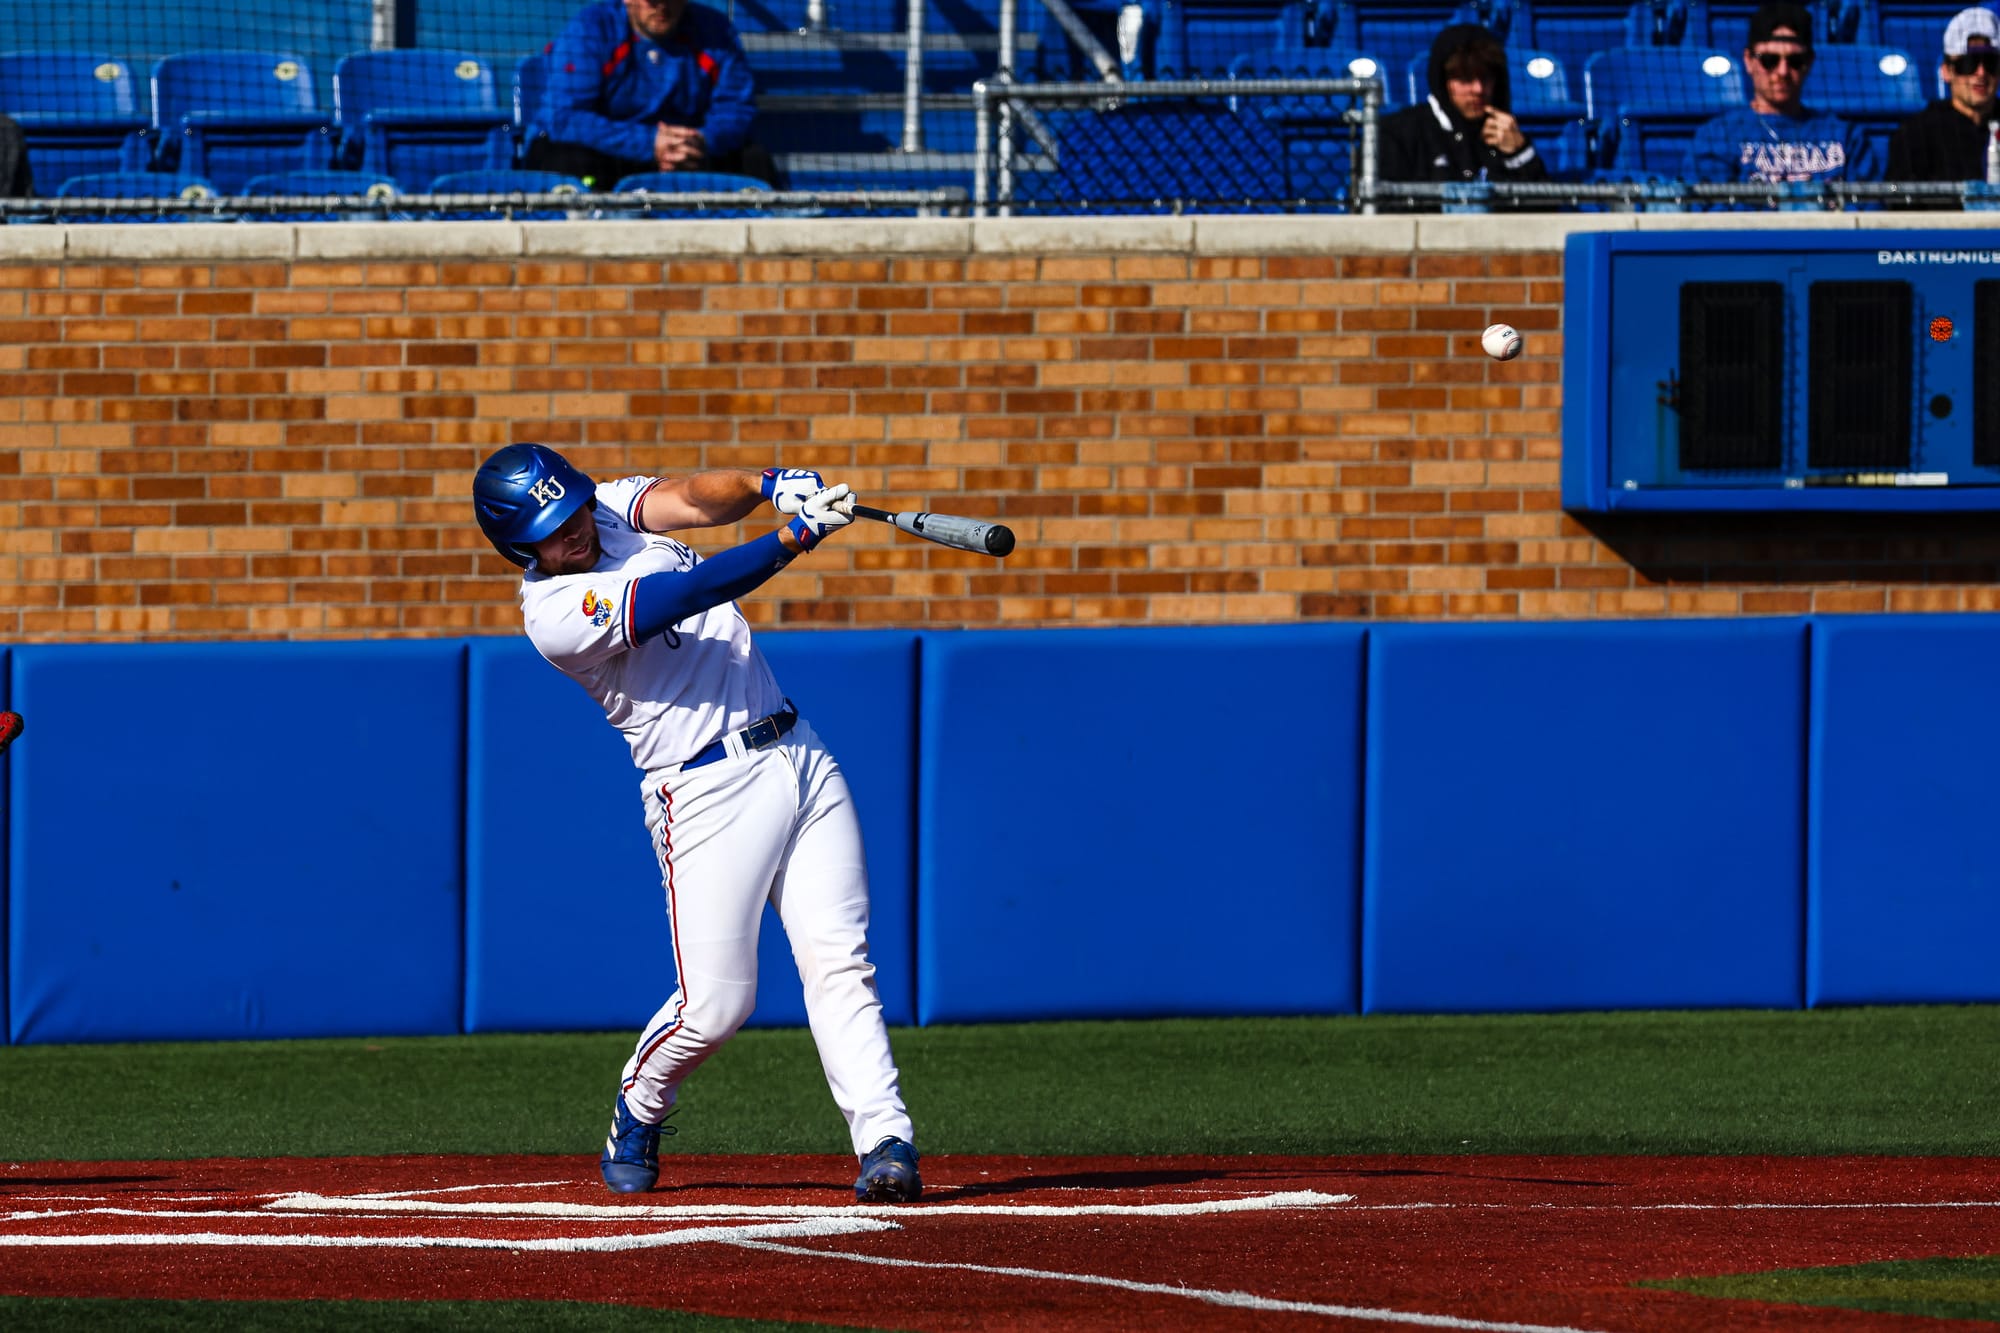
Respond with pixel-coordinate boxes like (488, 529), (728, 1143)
(854, 1136), (921, 1203)
(600, 1094), (673, 1194)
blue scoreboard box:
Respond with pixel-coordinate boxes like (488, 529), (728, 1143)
(1563, 230), (2000, 512)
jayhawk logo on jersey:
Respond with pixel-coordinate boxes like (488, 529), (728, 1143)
(581, 589), (615, 627)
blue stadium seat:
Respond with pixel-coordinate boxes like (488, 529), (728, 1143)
(429, 168), (585, 192)
(1474, 49), (1591, 178)
(1810, 43), (1925, 113)
(1873, 2), (1966, 71)
(429, 166), (586, 218)
(1811, 43), (1926, 176)
(149, 52), (335, 194)
(53, 170), (218, 222)
(1401, 44), (1582, 110)
(241, 169), (402, 220)
(1584, 44), (1745, 175)
(1156, 0), (1316, 78)
(1681, 0), (1763, 54)
(617, 169), (777, 215)
(1510, 0), (1679, 92)
(1337, 0), (1487, 105)
(333, 50), (514, 186)
(0, 53), (151, 194)
(1231, 48), (1388, 203)
(1231, 47), (1391, 115)
(616, 169), (774, 193)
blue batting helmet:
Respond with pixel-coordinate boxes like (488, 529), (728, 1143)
(473, 444), (597, 568)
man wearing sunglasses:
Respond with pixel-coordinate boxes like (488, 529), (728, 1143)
(1683, 2), (1875, 191)
(1886, 6), (2000, 186)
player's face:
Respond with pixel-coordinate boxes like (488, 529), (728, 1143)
(626, 0), (687, 41)
(1945, 43), (1999, 116)
(1746, 33), (1811, 113)
(529, 504), (600, 575)
(1445, 74), (1492, 121)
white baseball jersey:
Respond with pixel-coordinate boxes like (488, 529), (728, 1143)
(519, 476), (787, 774)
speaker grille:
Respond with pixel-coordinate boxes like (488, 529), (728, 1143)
(1808, 280), (1912, 470)
(1977, 281), (2000, 467)
(1678, 282), (1785, 471)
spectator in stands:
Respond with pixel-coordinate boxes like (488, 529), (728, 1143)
(525, 0), (777, 187)
(1377, 23), (1548, 191)
(0, 113), (31, 197)
(1683, 1), (1874, 187)
(1886, 6), (2000, 183)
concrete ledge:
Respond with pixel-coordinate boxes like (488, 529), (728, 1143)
(521, 219), (751, 255)
(293, 221), (525, 259)
(1631, 211), (1858, 231)
(973, 215), (1195, 252)
(16, 210), (2000, 265)
(65, 223), (298, 260)
(1192, 215), (1417, 253)
(0, 228), (66, 260)
(747, 217), (972, 253)
(1417, 213), (1640, 248)
(1854, 210), (2000, 230)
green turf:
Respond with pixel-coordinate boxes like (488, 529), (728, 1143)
(1645, 1254), (2000, 1323)
(0, 1298), (862, 1332)
(1, 1005), (1996, 1160)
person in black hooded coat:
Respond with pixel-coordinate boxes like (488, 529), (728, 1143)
(1377, 23), (1546, 190)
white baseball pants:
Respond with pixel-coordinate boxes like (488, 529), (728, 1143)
(620, 717), (914, 1158)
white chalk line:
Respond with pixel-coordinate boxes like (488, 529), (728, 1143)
(263, 1187), (1355, 1221)
(1340, 1200), (2000, 1212)
(344, 1180), (574, 1200)
(0, 1217), (893, 1253)
(728, 1238), (1612, 1333)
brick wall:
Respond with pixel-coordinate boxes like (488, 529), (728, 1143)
(1, 216), (1994, 642)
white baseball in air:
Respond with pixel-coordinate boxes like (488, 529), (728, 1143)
(1481, 323), (1523, 361)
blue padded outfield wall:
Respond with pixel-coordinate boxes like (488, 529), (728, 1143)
(3, 618), (1996, 1043)
(1364, 621), (1807, 1014)
(917, 625), (1366, 1024)
(1808, 616), (2000, 1007)
(7, 642), (465, 1043)
(464, 631), (918, 1035)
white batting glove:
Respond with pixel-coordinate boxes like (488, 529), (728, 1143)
(761, 467), (826, 516)
(786, 483), (854, 552)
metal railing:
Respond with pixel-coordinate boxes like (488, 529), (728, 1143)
(973, 76), (1384, 217)
(0, 187), (972, 221)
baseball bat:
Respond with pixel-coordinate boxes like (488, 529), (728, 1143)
(832, 500), (1016, 557)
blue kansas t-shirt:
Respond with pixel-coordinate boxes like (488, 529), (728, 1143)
(1682, 107), (1875, 183)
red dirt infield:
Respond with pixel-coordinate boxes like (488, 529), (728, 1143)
(3, 1153), (1997, 1330)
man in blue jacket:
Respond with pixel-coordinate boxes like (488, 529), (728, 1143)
(526, 0), (777, 186)
(1682, 1), (1874, 191)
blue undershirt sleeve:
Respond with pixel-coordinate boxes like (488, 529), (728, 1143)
(628, 529), (795, 641)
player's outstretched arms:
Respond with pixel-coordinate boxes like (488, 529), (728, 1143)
(626, 485), (854, 639)
(638, 469), (771, 533)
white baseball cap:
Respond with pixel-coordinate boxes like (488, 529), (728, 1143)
(1944, 6), (2000, 56)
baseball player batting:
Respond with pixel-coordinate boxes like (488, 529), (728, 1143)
(473, 444), (920, 1203)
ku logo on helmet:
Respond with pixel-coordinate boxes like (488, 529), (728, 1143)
(530, 477), (568, 505)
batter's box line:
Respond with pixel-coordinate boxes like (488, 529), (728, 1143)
(262, 1188), (1355, 1221)
(729, 1237), (1615, 1333)
(0, 1217), (894, 1253)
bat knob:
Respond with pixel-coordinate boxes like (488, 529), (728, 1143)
(985, 525), (1016, 558)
